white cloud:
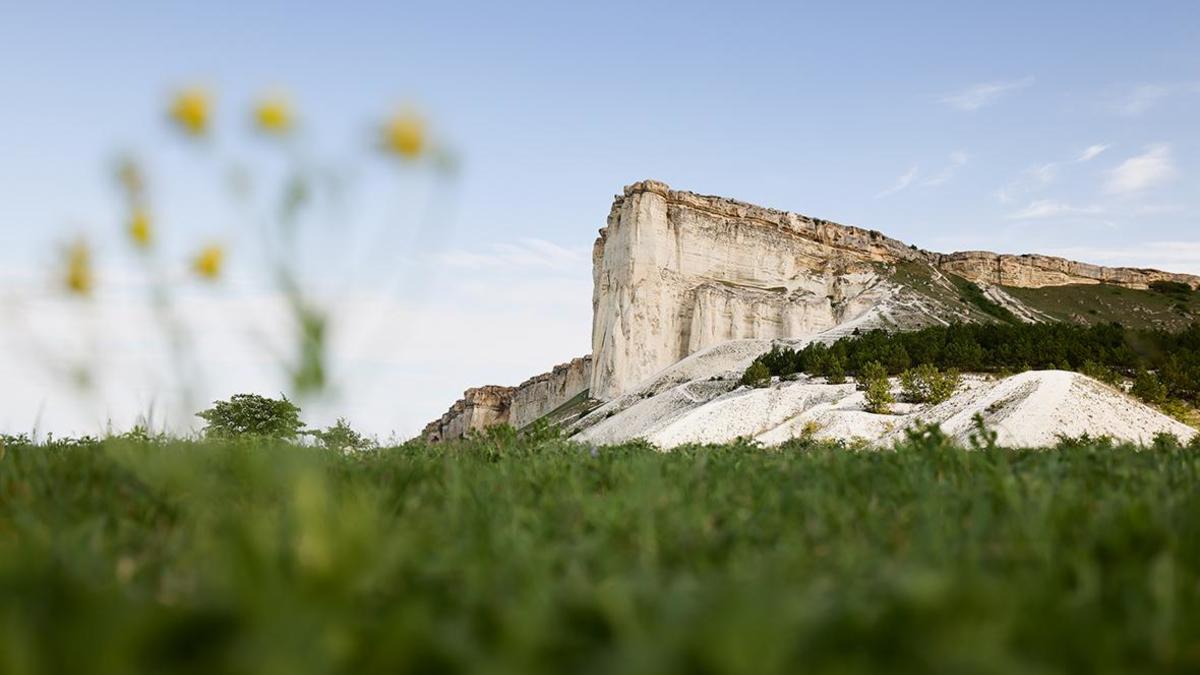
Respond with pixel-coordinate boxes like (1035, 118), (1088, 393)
(1077, 144), (1110, 162)
(939, 76), (1034, 111)
(1007, 200), (1104, 220)
(921, 151), (968, 187)
(1112, 82), (1200, 116)
(995, 143), (1112, 204)
(437, 237), (586, 272)
(873, 165), (919, 199)
(1105, 144), (1176, 195)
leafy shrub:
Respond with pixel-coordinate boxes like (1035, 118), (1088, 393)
(1131, 370), (1168, 405)
(856, 360), (888, 392)
(741, 360), (771, 388)
(900, 364), (962, 404)
(308, 417), (372, 452)
(859, 361), (894, 414)
(196, 393), (305, 439)
(1150, 280), (1195, 297)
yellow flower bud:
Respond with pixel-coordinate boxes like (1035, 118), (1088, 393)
(128, 208), (153, 249)
(192, 244), (225, 280)
(381, 110), (425, 159)
(169, 88), (211, 136)
(64, 239), (93, 296)
(254, 95), (293, 135)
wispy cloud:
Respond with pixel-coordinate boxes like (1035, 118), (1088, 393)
(939, 76), (1034, 111)
(874, 165), (919, 199)
(995, 143), (1110, 203)
(921, 151), (968, 187)
(1114, 82), (1200, 116)
(1008, 200), (1104, 220)
(437, 238), (586, 272)
(1077, 144), (1110, 162)
(1105, 144), (1176, 195)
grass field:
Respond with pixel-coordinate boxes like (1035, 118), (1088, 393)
(3, 431), (1200, 674)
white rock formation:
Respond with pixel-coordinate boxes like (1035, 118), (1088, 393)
(587, 180), (1199, 400)
(423, 179), (1200, 442)
(572, 369), (1197, 450)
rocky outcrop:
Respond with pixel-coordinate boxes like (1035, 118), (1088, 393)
(422, 357), (592, 442)
(509, 356), (592, 429)
(421, 385), (515, 442)
(590, 181), (926, 400)
(590, 180), (1200, 400)
(937, 251), (1200, 290)
(423, 179), (1200, 438)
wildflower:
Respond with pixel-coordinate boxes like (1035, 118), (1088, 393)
(192, 244), (224, 280)
(128, 208), (153, 249)
(64, 239), (93, 296)
(168, 88), (211, 136)
(254, 94), (293, 135)
(380, 109), (425, 159)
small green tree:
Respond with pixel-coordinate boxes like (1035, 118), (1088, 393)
(742, 360), (772, 388)
(859, 360), (894, 414)
(857, 360), (889, 392)
(927, 368), (961, 404)
(196, 393), (304, 439)
(900, 364), (961, 404)
(1131, 369), (1168, 405)
(309, 417), (373, 452)
(826, 358), (847, 384)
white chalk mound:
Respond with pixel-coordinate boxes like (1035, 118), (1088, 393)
(571, 364), (1197, 450)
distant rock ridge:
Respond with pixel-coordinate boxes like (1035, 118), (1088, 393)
(422, 357), (592, 442)
(421, 179), (1199, 441)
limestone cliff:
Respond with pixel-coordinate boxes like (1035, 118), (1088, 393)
(937, 251), (1199, 289)
(423, 179), (1199, 439)
(589, 180), (1199, 400)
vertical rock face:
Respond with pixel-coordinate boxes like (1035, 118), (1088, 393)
(588, 180), (1200, 401)
(422, 357), (592, 442)
(508, 356), (592, 429)
(588, 180), (922, 401)
(422, 179), (1200, 439)
(421, 385), (515, 442)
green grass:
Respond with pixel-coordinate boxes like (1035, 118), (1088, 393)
(3, 433), (1200, 674)
(1004, 283), (1200, 330)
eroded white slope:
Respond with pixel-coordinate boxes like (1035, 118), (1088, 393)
(572, 370), (1196, 449)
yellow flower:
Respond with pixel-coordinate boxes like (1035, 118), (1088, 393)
(254, 94), (293, 135)
(64, 239), (93, 296)
(192, 244), (225, 280)
(128, 208), (153, 249)
(169, 88), (211, 136)
(381, 109), (425, 159)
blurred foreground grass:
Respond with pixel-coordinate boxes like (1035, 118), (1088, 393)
(2, 432), (1200, 674)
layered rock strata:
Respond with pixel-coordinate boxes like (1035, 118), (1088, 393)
(936, 251), (1200, 289)
(422, 357), (592, 442)
(590, 180), (1200, 399)
(421, 385), (516, 442)
(423, 179), (1200, 439)
(509, 356), (592, 430)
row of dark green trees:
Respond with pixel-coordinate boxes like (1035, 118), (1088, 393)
(743, 322), (1200, 406)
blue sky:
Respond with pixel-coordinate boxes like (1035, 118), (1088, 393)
(1, 1), (1198, 436)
